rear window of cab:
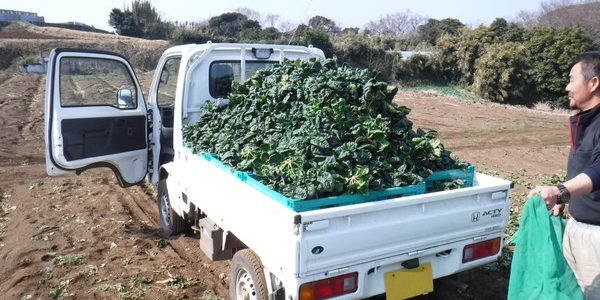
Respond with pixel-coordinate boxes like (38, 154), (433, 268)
(209, 61), (276, 98)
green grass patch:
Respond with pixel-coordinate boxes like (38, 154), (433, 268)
(99, 276), (153, 300)
(16, 55), (39, 66)
(200, 290), (225, 300)
(53, 253), (86, 267)
(122, 257), (133, 267)
(156, 239), (168, 248)
(49, 279), (71, 299)
(168, 276), (202, 289)
(538, 171), (567, 185)
(40, 266), (54, 279)
(400, 84), (477, 101)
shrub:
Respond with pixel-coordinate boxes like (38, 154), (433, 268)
(525, 26), (593, 105)
(0, 46), (23, 69)
(170, 27), (213, 45)
(473, 42), (531, 103)
(395, 54), (440, 85)
(16, 55), (39, 66)
(333, 33), (400, 81)
(434, 34), (462, 83)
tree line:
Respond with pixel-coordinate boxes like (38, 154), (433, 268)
(109, 0), (599, 107)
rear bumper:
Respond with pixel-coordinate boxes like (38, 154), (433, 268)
(282, 233), (504, 300)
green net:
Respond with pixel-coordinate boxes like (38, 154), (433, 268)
(507, 193), (584, 299)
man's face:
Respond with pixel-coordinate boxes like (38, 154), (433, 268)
(566, 62), (594, 110)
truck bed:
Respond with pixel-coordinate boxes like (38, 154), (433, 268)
(171, 147), (511, 281)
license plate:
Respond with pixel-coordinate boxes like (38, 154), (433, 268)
(384, 263), (433, 300)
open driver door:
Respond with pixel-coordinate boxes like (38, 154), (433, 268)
(44, 49), (148, 186)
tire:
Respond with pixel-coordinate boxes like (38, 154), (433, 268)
(229, 249), (269, 300)
(157, 179), (187, 236)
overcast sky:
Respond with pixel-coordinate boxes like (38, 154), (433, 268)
(0, 0), (548, 32)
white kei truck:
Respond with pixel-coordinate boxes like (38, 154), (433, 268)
(44, 43), (512, 300)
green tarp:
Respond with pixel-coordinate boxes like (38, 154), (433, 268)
(507, 193), (584, 299)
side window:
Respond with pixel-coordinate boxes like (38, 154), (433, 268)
(156, 57), (180, 128)
(156, 57), (180, 107)
(60, 57), (136, 109)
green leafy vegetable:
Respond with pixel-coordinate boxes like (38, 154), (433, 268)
(183, 57), (466, 199)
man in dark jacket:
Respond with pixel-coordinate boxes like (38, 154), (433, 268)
(529, 51), (600, 299)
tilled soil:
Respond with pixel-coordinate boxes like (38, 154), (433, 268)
(0, 73), (228, 299)
(0, 73), (569, 299)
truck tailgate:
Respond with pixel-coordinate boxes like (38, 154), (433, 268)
(297, 173), (511, 276)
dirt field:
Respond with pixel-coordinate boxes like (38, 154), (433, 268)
(0, 66), (571, 299)
(0, 20), (573, 300)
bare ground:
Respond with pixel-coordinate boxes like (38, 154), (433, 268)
(0, 70), (571, 299)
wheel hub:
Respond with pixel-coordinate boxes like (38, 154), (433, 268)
(236, 270), (257, 300)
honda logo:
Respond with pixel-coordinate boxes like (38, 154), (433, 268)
(472, 212), (480, 222)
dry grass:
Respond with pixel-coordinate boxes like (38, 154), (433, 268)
(0, 21), (170, 71)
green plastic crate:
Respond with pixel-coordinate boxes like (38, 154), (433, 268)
(425, 165), (475, 189)
(236, 171), (426, 212)
(200, 153), (470, 212)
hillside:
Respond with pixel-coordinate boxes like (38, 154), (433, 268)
(0, 21), (170, 70)
(539, 1), (600, 44)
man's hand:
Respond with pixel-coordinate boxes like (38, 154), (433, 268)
(551, 204), (565, 216)
(528, 185), (561, 210)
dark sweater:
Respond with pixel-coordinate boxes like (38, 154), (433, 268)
(567, 103), (600, 225)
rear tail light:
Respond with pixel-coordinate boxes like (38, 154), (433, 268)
(299, 272), (358, 300)
(462, 237), (501, 263)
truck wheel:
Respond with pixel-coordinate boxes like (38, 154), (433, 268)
(229, 249), (269, 300)
(157, 179), (187, 236)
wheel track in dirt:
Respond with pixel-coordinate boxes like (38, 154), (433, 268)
(0, 74), (43, 131)
(21, 74), (45, 140)
(0, 74), (46, 169)
(0, 74), (15, 88)
(0, 76), (20, 107)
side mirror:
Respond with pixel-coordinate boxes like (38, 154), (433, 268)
(117, 88), (134, 108)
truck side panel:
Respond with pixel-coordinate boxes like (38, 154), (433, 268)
(297, 175), (510, 276)
(172, 148), (301, 280)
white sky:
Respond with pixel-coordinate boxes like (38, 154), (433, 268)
(0, 0), (547, 32)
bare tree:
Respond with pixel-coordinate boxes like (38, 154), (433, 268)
(234, 7), (262, 22)
(263, 14), (280, 28)
(277, 21), (296, 33)
(539, 0), (577, 27)
(513, 10), (540, 27)
(535, 0), (600, 44)
(515, 0), (599, 27)
(363, 10), (426, 37)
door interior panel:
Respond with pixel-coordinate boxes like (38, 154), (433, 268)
(61, 116), (146, 161)
(158, 106), (174, 155)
